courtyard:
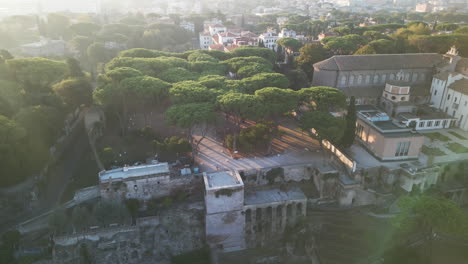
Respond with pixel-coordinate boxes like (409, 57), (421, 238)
(419, 128), (468, 164)
(194, 118), (335, 173)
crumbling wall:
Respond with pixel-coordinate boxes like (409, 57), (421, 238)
(240, 164), (323, 187)
(53, 226), (141, 264)
(53, 202), (206, 264)
(100, 173), (204, 201)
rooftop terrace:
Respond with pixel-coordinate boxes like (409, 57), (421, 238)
(244, 187), (306, 206)
(99, 162), (170, 182)
(204, 171), (243, 190)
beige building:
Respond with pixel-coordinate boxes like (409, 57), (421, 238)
(312, 53), (443, 104)
(355, 105), (424, 161)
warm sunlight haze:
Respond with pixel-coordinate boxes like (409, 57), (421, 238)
(0, 0), (467, 263)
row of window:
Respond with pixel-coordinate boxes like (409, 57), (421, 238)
(262, 39), (277, 43)
(395, 141), (411, 157)
(419, 120), (446, 128)
(340, 72), (426, 86)
(446, 94), (468, 107)
(384, 94), (406, 101)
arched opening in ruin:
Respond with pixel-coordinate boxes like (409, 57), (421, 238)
(286, 204), (293, 218)
(266, 206), (273, 233)
(256, 208), (262, 232)
(276, 205), (283, 229)
(286, 204), (293, 226)
(297, 203), (303, 217)
(245, 209), (251, 224)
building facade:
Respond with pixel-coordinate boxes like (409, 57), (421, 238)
(355, 105), (425, 161)
(429, 47), (468, 131)
(312, 53), (443, 104)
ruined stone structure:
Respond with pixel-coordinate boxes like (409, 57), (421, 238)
(53, 202), (205, 264)
(204, 171), (246, 252)
(244, 187), (307, 248)
(99, 162), (203, 201)
(203, 171), (309, 252)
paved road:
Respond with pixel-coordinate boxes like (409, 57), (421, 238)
(0, 126), (92, 233)
(39, 126), (90, 208)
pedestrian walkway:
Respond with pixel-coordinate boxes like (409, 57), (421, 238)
(194, 122), (335, 173)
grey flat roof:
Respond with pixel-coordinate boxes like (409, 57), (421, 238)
(244, 187), (306, 206)
(206, 171), (241, 188)
(99, 163), (170, 181)
(373, 120), (403, 131)
(339, 175), (359, 185)
(313, 53), (442, 71)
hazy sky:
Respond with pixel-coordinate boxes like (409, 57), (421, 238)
(0, 0), (102, 14)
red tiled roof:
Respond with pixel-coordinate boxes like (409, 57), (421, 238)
(209, 44), (225, 52)
(212, 35), (220, 44)
(224, 44), (239, 52)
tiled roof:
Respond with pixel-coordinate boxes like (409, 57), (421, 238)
(434, 72), (449, 80)
(341, 86), (384, 98)
(224, 44), (239, 51)
(314, 53), (443, 71)
(241, 31), (258, 38)
(219, 32), (238, 37)
(209, 44), (225, 52)
(455, 58), (468, 74)
(448, 78), (468, 95)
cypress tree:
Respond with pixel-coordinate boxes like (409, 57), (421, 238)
(341, 96), (356, 148)
(258, 39), (265, 48)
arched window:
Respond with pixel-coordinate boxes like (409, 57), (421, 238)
(412, 73), (418, 82)
(381, 74), (387, 83)
(373, 75), (379, 84)
(340, 75), (347, 86)
(365, 75), (371, 84)
(405, 73), (410, 81)
(420, 73), (426, 81)
(390, 73), (395, 80)
(349, 75), (355, 85)
(357, 75), (363, 84)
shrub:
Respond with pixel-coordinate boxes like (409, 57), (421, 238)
(225, 122), (279, 153)
(266, 167), (285, 184)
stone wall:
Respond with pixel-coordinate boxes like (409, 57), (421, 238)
(244, 200), (307, 248)
(53, 226), (141, 264)
(322, 140), (356, 174)
(53, 202), (206, 264)
(100, 173), (204, 201)
(240, 163), (330, 187)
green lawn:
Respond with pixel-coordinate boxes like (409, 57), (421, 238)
(421, 146), (446, 156)
(448, 131), (467, 140)
(447, 142), (468, 154)
(424, 132), (451, 142)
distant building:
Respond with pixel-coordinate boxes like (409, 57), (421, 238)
(180, 20), (195, 32)
(312, 53), (443, 104)
(20, 39), (66, 57)
(259, 28), (279, 50)
(318, 31), (337, 40)
(208, 24), (227, 36)
(278, 28), (297, 38)
(99, 162), (172, 200)
(199, 32), (213, 50)
(355, 105), (425, 161)
(415, 2), (433, 12)
(430, 47), (468, 131)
